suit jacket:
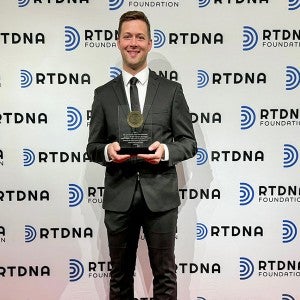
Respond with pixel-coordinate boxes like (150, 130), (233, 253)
(87, 70), (197, 212)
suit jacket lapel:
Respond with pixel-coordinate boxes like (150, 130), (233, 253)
(143, 70), (159, 122)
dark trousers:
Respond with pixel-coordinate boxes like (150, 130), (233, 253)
(104, 181), (178, 300)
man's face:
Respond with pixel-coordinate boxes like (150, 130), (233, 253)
(117, 19), (152, 74)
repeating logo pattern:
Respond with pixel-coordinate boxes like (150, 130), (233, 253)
(197, 0), (298, 10)
(282, 294), (295, 300)
(5, 2), (299, 298)
(108, 0), (124, 10)
(239, 257), (254, 280)
(20, 69), (33, 88)
(198, 0), (210, 8)
(25, 225), (37, 243)
(65, 26), (80, 51)
(285, 66), (300, 90)
(239, 182), (254, 206)
(242, 26), (258, 51)
(69, 259), (84, 282)
(288, 0), (300, 10)
(283, 144), (298, 168)
(67, 106), (82, 131)
(282, 220), (298, 243)
(110, 66), (122, 79)
(68, 184), (84, 207)
(240, 106), (256, 130)
(196, 148), (208, 165)
(197, 70), (209, 88)
(18, 0), (30, 7)
(196, 223), (208, 240)
(23, 148), (35, 167)
(153, 29), (166, 48)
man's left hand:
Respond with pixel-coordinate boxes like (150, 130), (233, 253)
(137, 141), (164, 164)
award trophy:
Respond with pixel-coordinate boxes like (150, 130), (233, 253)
(118, 105), (154, 154)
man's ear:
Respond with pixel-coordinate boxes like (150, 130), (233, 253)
(148, 39), (153, 51)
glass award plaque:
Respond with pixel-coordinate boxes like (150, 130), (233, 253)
(117, 105), (154, 154)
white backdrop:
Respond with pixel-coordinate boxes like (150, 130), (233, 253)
(0, 1), (299, 299)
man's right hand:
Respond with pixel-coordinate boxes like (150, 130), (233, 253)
(107, 142), (131, 163)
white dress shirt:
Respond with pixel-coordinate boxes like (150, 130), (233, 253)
(122, 68), (149, 112)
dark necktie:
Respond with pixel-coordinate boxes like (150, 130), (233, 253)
(129, 77), (141, 112)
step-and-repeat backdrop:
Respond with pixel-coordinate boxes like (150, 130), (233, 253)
(1, 1), (299, 299)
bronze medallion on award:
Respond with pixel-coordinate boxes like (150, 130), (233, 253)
(127, 111), (144, 128)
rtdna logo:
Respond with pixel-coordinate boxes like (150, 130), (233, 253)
(108, 0), (124, 10)
(18, 0), (30, 7)
(20, 69), (33, 88)
(198, 0), (210, 7)
(196, 148), (208, 165)
(153, 30), (166, 48)
(282, 220), (297, 243)
(282, 294), (295, 300)
(69, 259), (84, 282)
(23, 148), (35, 166)
(197, 70), (209, 88)
(198, 0), (296, 10)
(25, 225), (37, 242)
(286, 66), (300, 90)
(240, 105), (256, 130)
(67, 106), (82, 130)
(110, 66), (122, 79)
(69, 184), (84, 207)
(65, 26), (80, 51)
(196, 223), (208, 240)
(283, 144), (298, 168)
(242, 26), (258, 51)
(239, 257), (254, 280)
(288, 0), (300, 10)
(239, 182), (254, 206)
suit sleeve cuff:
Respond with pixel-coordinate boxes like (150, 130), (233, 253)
(104, 144), (112, 162)
(161, 144), (169, 161)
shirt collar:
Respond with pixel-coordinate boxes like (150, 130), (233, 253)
(122, 67), (149, 86)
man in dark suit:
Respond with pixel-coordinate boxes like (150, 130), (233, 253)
(87, 10), (197, 300)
